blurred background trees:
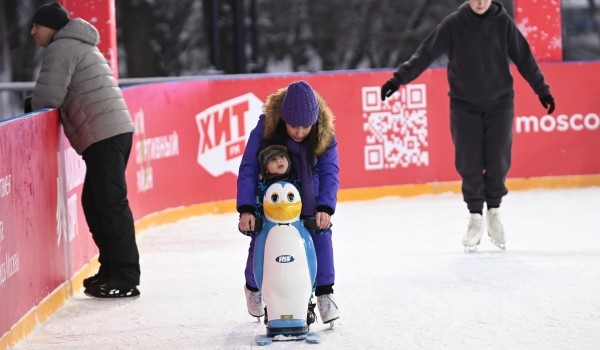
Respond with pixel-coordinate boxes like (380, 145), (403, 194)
(4, 0), (598, 117)
(111, 0), (515, 76)
(3, 0), (599, 80)
(1, 0), (599, 83)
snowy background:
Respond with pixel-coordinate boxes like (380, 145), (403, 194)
(12, 187), (600, 349)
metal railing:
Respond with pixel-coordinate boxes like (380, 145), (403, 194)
(0, 76), (222, 120)
(0, 70), (303, 120)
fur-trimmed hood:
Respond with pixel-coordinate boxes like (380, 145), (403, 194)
(262, 86), (335, 156)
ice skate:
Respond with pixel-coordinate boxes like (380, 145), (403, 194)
(463, 213), (484, 253)
(83, 273), (104, 289)
(307, 295), (317, 326)
(487, 208), (506, 250)
(84, 279), (140, 298)
(317, 294), (340, 326)
(244, 285), (265, 319)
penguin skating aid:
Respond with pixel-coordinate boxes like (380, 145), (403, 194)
(252, 181), (320, 345)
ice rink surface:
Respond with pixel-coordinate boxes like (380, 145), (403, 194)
(12, 187), (600, 350)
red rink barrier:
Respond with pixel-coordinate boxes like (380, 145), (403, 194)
(0, 112), (61, 335)
(123, 62), (600, 221)
(1, 62), (599, 344)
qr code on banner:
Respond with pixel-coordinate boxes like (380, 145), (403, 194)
(362, 84), (429, 170)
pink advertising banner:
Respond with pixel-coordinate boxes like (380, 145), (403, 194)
(122, 62), (600, 220)
(0, 112), (63, 335)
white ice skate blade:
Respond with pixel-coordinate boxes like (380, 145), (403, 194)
(489, 238), (506, 250)
(463, 245), (478, 253)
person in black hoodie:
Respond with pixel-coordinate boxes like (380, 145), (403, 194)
(380, 0), (555, 252)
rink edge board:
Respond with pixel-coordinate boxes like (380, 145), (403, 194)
(2, 174), (598, 349)
(0, 260), (100, 350)
(134, 174), (600, 232)
(338, 174), (600, 202)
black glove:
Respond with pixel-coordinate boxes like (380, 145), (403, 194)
(380, 77), (401, 101)
(303, 216), (331, 235)
(24, 95), (33, 113)
(539, 94), (555, 114)
(239, 218), (263, 236)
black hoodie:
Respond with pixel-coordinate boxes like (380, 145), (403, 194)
(393, 0), (550, 107)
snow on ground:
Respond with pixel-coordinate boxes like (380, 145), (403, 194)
(11, 187), (600, 350)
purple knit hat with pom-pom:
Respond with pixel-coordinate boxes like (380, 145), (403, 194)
(280, 81), (319, 126)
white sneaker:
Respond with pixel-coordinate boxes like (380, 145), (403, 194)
(244, 285), (265, 317)
(463, 213), (484, 252)
(487, 208), (506, 250)
(317, 294), (340, 324)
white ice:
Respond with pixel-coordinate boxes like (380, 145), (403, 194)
(12, 187), (600, 350)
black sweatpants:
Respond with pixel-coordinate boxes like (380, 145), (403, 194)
(450, 101), (514, 213)
(81, 132), (140, 285)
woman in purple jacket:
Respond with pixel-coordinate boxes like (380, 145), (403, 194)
(237, 80), (340, 324)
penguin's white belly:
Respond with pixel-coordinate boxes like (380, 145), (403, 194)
(262, 224), (312, 321)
